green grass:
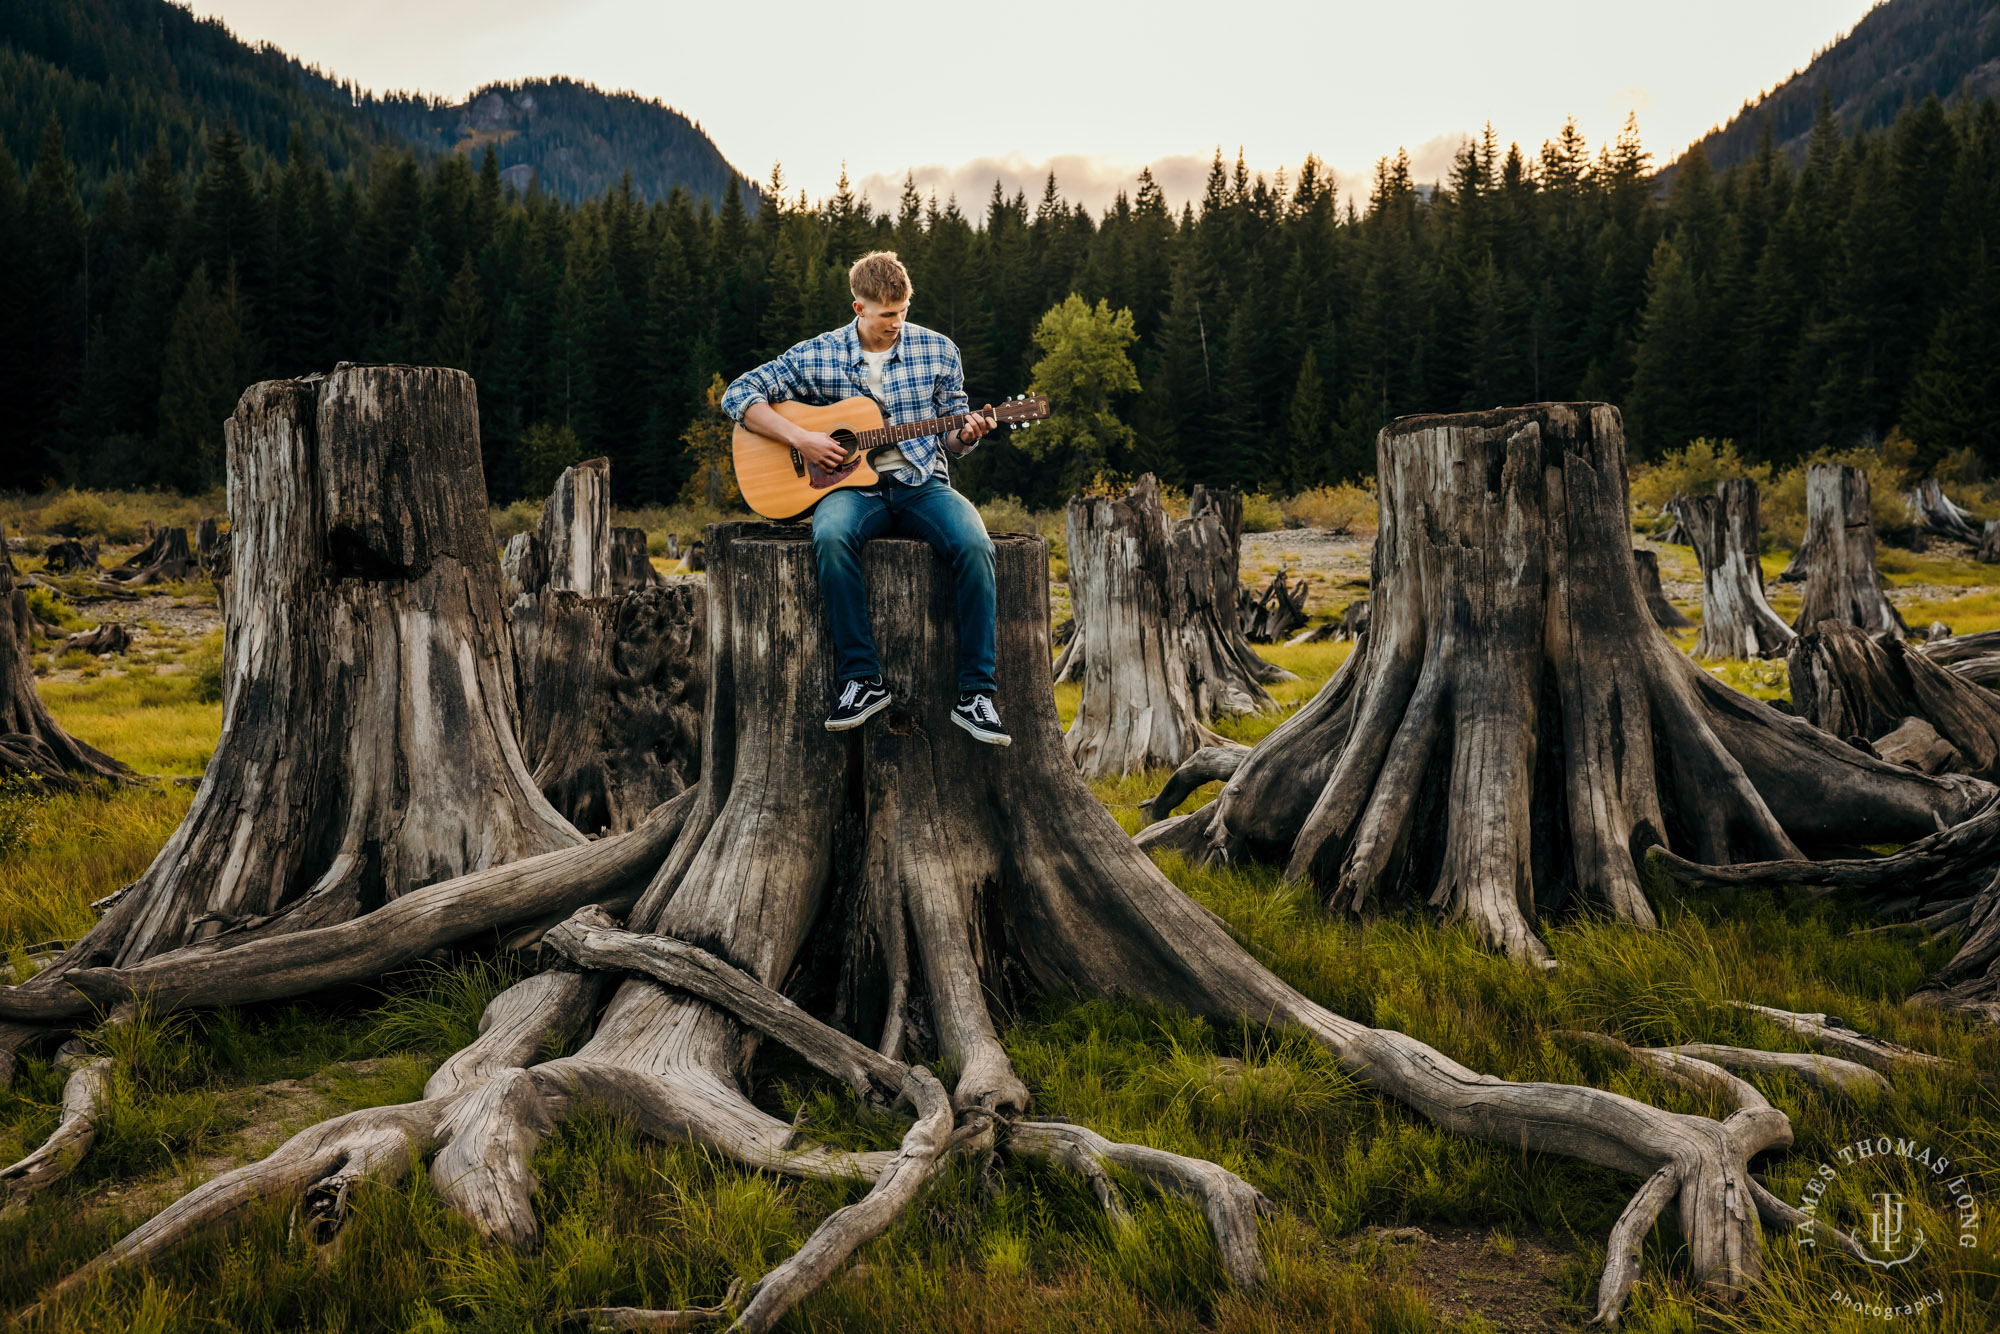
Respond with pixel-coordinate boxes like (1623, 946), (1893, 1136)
(3, 566), (1998, 1331)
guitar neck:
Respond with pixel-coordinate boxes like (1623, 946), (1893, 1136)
(856, 413), (970, 450)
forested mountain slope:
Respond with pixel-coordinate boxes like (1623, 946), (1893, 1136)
(364, 78), (748, 207)
(1689, 0), (2000, 171)
(0, 0), (749, 205)
(0, 0), (391, 186)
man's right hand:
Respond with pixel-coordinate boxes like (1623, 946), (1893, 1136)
(793, 432), (850, 472)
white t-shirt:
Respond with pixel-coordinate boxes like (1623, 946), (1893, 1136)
(859, 347), (912, 480)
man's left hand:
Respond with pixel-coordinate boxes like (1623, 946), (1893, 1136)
(952, 406), (998, 452)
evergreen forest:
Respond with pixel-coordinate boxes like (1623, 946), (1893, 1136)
(5, 90), (1999, 510)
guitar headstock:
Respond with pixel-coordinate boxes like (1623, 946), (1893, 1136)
(995, 395), (1050, 431)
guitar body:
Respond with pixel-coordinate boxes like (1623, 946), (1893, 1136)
(733, 397), (895, 520)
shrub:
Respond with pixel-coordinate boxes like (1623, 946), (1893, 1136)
(490, 499), (541, 543)
(1282, 482), (1378, 534)
(25, 586), (83, 631)
(977, 495), (1038, 535)
(1628, 439), (1770, 515)
(1240, 491), (1285, 533)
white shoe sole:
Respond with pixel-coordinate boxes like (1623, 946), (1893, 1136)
(951, 710), (1012, 746)
(825, 693), (893, 731)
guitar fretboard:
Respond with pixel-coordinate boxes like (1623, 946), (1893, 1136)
(855, 414), (972, 450)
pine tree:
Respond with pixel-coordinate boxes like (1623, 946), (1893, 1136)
(156, 264), (251, 492)
(1282, 346), (1332, 490)
(1024, 295), (1140, 495)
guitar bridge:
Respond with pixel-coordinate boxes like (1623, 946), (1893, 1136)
(789, 447), (805, 478)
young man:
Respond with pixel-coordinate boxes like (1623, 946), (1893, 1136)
(722, 251), (1009, 743)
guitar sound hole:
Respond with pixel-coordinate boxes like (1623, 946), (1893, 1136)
(829, 428), (858, 466)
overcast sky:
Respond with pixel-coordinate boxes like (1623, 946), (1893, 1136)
(195, 0), (1881, 211)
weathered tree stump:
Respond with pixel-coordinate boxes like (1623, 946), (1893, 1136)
(1979, 519), (2000, 564)
(1171, 487), (1289, 718)
(1670, 481), (1792, 658)
(610, 526), (662, 592)
(1793, 463), (1906, 639)
(0, 526), (130, 787)
(1905, 477), (1979, 545)
(61, 623), (131, 657)
(1141, 405), (1988, 965)
(105, 526), (194, 586)
(38, 538), (98, 575)
(1063, 476), (1217, 777)
(26, 523), (1855, 1328)
(506, 460), (705, 835)
(9, 367), (582, 998)
(1632, 548), (1694, 630)
(1788, 620), (2000, 779)
(1241, 568), (1310, 642)
(195, 517), (230, 579)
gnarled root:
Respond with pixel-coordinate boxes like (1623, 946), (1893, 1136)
(0, 789), (695, 1026)
(0, 1041), (111, 1213)
(1141, 744), (1248, 826)
(15, 964), (602, 1324)
(1007, 1120), (1273, 1288)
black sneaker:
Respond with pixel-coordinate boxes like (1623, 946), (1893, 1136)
(826, 676), (892, 731)
(951, 692), (1012, 746)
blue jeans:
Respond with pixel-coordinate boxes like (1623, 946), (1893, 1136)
(810, 475), (997, 694)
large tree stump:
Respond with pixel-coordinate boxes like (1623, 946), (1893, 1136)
(1793, 463), (1907, 639)
(1669, 481), (1793, 658)
(104, 526), (194, 586)
(610, 526), (662, 592)
(1789, 620), (2000, 779)
(1979, 519), (2000, 564)
(1633, 548), (1694, 630)
(19, 367), (581, 984)
(1905, 477), (1979, 545)
(0, 525), (130, 786)
(31, 523), (1853, 1328)
(1141, 405), (1988, 965)
(507, 461), (705, 836)
(1063, 476), (1214, 777)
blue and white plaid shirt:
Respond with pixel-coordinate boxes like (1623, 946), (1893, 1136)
(721, 320), (976, 484)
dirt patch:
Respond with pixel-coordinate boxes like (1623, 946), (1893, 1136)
(1354, 1224), (1582, 1332)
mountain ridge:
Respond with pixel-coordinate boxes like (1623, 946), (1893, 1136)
(1682, 0), (2000, 171)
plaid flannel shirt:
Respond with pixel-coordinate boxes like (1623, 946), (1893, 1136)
(721, 320), (975, 483)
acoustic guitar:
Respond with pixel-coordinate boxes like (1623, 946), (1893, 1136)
(733, 394), (1051, 520)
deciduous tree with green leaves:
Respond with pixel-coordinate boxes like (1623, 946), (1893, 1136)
(1021, 295), (1140, 491)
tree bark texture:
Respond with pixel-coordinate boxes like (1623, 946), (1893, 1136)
(1138, 405), (1991, 965)
(0, 525), (130, 786)
(1793, 464), (1906, 638)
(1633, 548), (1693, 631)
(20, 367), (580, 985)
(506, 460), (706, 836)
(1788, 620), (2000, 780)
(1671, 481), (1792, 658)
(30, 522), (1843, 1325)
(1904, 478), (1979, 545)
(1170, 487), (1289, 719)
(1980, 519), (2000, 564)
(1063, 476), (1212, 777)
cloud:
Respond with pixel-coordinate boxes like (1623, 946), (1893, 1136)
(852, 150), (1373, 219)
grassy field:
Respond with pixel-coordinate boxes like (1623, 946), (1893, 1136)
(1, 531), (1997, 1331)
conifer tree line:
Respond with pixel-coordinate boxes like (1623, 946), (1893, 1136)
(4, 91), (1998, 510)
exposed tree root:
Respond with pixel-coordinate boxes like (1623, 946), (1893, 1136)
(1140, 744), (1248, 825)
(1554, 1029), (1891, 1098)
(0, 790), (695, 1025)
(0, 1041), (111, 1213)
(1593, 1163), (1678, 1326)
(23, 526), (1868, 1330)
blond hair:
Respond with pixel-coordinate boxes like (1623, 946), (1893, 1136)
(849, 251), (913, 305)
